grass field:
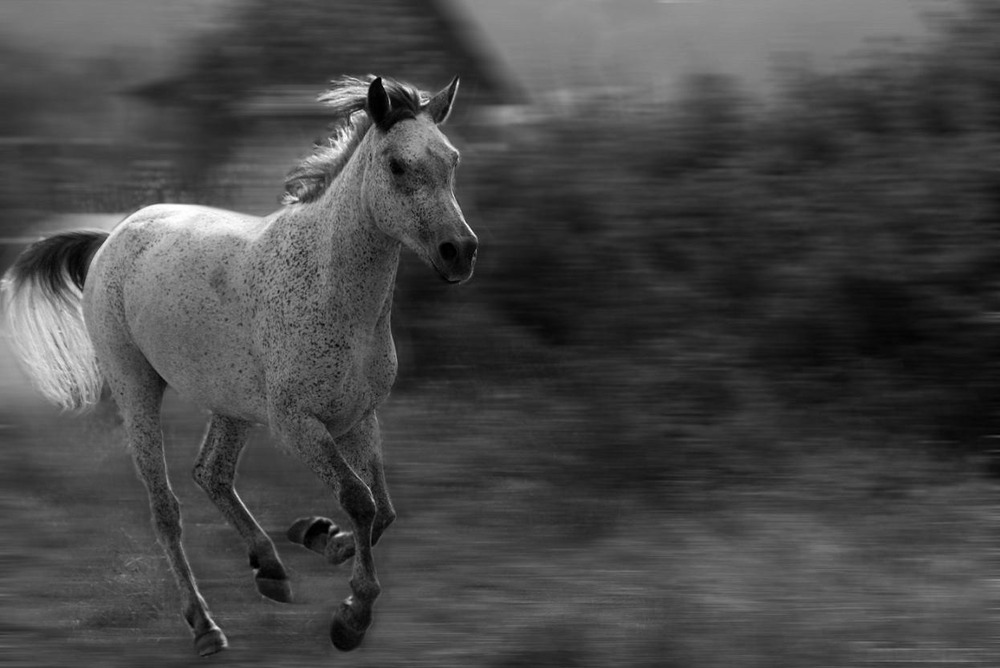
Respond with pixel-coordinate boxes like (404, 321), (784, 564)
(1, 378), (998, 668)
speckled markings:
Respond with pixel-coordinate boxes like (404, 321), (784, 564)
(1, 75), (477, 655)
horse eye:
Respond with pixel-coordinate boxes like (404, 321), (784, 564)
(388, 158), (406, 176)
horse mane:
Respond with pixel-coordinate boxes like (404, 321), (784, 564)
(282, 75), (427, 205)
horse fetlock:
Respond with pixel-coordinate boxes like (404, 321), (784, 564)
(349, 576), (381, 603)
(252, 558), (292, 602)
(249, 550), (287, 577)
(194, 625), (229, 657)
(183, 597), (209, 627)
(254, 574), (294, 603)
(183, 598), (228, 653)
(251, 551), (292, 602)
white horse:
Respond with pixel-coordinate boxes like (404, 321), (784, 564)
(1, 75), (477, 655)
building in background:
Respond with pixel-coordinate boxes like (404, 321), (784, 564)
(0, 0), (934, 216)
(125, 0), (524, 213)
(0, 0), (525, 216)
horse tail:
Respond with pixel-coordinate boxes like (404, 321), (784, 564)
(1, 230), (110, 411)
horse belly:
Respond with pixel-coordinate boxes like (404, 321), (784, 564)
(135, 284), (267, 420)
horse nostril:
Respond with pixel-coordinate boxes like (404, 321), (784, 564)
(439, 241), (458, 263)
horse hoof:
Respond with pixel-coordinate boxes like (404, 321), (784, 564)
(330, 614), (366, 652)
(255, 575), (293, 603)
(194, 626), (228, 656)
(287, 516), (336, 554)
(325, 531), (355, 566)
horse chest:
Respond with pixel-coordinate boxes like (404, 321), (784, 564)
(267, 315), (397, 433)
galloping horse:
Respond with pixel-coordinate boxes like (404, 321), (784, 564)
(1, 75), (477, 655)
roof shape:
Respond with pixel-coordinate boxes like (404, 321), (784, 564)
(131, 0), (525, 109)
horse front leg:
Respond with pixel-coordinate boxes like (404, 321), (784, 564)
(275, 411), (384, 651)
(287, 413), (396, 563)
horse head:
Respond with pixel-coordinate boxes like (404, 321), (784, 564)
(362, 77), (478, 284)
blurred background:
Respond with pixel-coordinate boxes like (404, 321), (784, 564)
(2, 0), (1000, 666)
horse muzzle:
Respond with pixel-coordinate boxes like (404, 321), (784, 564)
(434, 236), (478, 284)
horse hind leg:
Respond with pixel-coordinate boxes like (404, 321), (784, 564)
(193, 414), (292, 603)
(115, 371), (227, 656)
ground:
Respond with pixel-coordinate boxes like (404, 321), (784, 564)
(1, 385), (998, 668)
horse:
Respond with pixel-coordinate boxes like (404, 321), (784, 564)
(0, 75), (477, 655)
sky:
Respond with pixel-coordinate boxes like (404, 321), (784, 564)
(0, 0), (944, 97)
(0, 0), (234, 67)
(459, 0), (938, 95)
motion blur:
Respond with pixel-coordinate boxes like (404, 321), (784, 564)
(1, 1), (999, 666)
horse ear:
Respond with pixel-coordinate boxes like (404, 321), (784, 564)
(427, 76), (460, 125)
(367, 77), (391, 128)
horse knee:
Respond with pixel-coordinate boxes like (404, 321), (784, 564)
(339, 480), (377, 527)
(379, 507), (396, 530)
(371, 507), (395, 546)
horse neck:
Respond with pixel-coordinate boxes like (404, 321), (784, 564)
(268, 138), (400, 326)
